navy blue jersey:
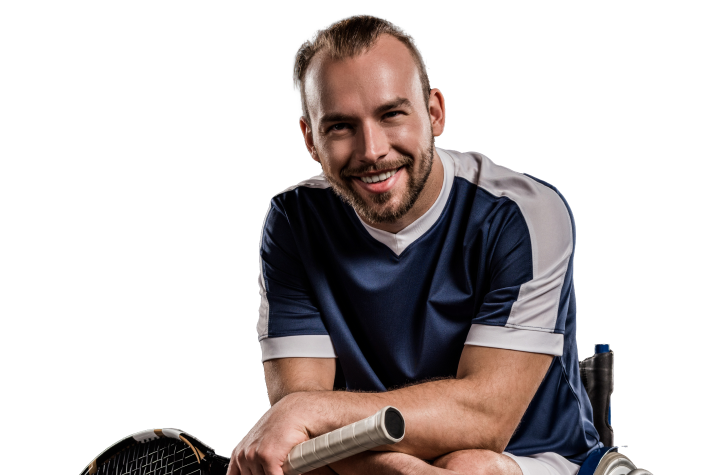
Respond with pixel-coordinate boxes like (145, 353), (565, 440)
(257, 149), (601, 463)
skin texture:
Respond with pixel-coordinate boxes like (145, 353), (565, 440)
(227, 347), (551, 475)
(299, 35), (444, 233)
(227, 35), (554, 475)
(264, 358), (522, 475)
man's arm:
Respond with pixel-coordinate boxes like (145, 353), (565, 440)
(263, 357), (336, 406)
(228, 345), (553, 475)
(274, 346), (551, 457)
(262, 358), (437, 475)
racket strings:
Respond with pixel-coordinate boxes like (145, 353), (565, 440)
(96, 438), (202, 475)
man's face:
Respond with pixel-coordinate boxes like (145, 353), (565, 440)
(301, 35), (443, 225)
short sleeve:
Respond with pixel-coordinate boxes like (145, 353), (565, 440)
(465, 179), (574, 356)
(257, 199), (336, 362)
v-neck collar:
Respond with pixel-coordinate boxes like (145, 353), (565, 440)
(356, 148), (455, 256)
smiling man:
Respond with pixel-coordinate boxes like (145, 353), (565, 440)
(299, 36), (441, 232)
(228, 16), (600, 475)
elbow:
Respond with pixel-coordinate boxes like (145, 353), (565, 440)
(476, 431), (510, 455)
(488, 418), (520, 454)
(489, 435), (512, 455)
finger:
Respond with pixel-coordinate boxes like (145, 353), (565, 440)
(227, 450), (240, 475)
(232, 444), (250, 475)
(237, 450), (255, 475)
(255, 463), (284, 475)
(247, 455), (276, 475)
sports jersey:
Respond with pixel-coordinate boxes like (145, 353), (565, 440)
(257, 148), (601, 463)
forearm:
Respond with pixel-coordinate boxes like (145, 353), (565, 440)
(281, 378), (510, 460)
(333, 452), (414, 475)
(327, 450), (448, 475)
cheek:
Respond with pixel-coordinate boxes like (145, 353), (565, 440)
(317, 145), (349, 176)
(388, 122), (427, 151)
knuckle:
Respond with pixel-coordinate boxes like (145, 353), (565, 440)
(256, 446), (273, 461)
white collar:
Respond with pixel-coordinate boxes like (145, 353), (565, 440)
(357, 148), (455, 256)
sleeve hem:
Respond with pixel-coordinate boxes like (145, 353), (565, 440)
(260, 335), (337, 362)
(465, 324), (564, 356)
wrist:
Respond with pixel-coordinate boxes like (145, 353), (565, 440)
(279, 389), (337, 437)
(281, 388), (382, 438)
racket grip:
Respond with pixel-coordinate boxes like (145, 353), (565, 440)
(283, 406), (405, 475)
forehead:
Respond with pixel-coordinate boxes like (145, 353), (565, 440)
(304, 35), (422, 121)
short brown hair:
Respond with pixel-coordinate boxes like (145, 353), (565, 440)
(294, 15), (431, 125)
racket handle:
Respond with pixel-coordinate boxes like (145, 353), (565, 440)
(283, 406), (405, 475)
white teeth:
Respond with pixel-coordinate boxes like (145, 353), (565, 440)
(359, 169), (397, 184)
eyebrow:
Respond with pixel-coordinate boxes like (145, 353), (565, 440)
(319, 97), (414, 128)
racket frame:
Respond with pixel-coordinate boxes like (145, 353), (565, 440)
(80, 428), (227, 475)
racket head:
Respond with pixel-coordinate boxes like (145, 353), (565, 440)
(80, 428), (229, 475)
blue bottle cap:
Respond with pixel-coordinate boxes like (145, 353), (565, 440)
(595, 344), (610, 354)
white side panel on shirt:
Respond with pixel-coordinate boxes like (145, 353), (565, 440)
(451, 149), (573, 352)
(256, 205), (272, 341)
(257, 175), (336, 356)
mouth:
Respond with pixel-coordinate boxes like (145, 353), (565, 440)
(356, 167), (401, 184)
(350, 166), (405, 194)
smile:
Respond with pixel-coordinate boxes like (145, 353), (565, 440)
(358, 168), (399, 184)
(353, 166), (406, 194)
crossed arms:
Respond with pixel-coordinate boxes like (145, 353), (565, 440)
(227, 345), (553, 475)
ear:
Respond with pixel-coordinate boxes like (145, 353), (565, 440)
(428, 88), (446, 137)
(299, 116), (320, 163)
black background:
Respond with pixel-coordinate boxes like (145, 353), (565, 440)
(67, 5), (655, 470)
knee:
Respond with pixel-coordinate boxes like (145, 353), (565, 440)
(433, 449), (519, 475)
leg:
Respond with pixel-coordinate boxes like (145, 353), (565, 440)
(433, 449), (523, 475)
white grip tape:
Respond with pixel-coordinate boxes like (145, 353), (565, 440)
(283, 406), (405, 475)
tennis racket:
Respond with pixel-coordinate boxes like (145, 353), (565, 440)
(80, 406), (405, 475)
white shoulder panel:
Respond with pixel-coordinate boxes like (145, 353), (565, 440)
(450, 150), (573, 336)
(260, 335), (337, 362)
(281, 173), (331, 194)
(257, 174), (331, 341)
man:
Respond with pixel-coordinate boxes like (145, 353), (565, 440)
(228, 15), (600, 475)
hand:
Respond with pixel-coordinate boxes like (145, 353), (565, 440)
(226, 393), (314, 475)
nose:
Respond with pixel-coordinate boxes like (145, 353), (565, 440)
(358, 121), (389, 164)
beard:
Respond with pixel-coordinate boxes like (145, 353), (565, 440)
(322, 138), (435, 224)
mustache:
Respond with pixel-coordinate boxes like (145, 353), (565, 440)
(340, 155), (414, 179)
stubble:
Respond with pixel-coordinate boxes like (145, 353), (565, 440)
(323, 139), (435, 224)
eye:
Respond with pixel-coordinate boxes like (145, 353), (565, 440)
(326, 111), (403, 132)
(383, 111), (403, 119)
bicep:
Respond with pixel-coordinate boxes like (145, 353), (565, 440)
(263, 357), (336, 406)
(456, 345), (553, 436)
